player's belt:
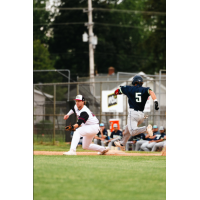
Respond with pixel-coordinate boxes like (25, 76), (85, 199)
(129, 108), (143, 112)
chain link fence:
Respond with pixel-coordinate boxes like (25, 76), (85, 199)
(33, 74), (166, 144)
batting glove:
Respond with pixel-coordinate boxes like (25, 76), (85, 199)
(154, 100), (159, 110)
(114, 88), (122, 95)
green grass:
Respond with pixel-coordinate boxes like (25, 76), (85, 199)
(34, 143), (95, 152)
(34, 156), (166, 200)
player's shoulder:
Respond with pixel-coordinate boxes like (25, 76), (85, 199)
(140, 86), (150, 91)
(81, 105), (89, 112)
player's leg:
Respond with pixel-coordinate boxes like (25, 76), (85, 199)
(140, 141), (150, 151)
(126, 141), (131, 151)
(128, 110), (146, 137)
(108, 140), (115, 149)
(121, 125), (131, 146)
(82, 135), (104, 151)
(101, 140), (106, 147)
(146, 142), (156, 151)
(151, 141), (164, 152)
(69, 128), (82, 152)
(132, 143), (136, 151)
(93, 139), (98, 144)
(80, 125), (109, 154)
(63, 128), (82, 155)
(135, 140), (146, 151)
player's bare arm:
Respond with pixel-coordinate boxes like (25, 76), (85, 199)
(64, 115), (69, 120)
(94, 135), (102, 140)
(64, 108), (75, 120)
(100, 130), (106, 139)
(155, 139), (164, 143)
(149, 89), (159, 110)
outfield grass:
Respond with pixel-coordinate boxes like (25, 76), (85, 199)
(34, 155), (166, 200)
(34, 143), (94, 152)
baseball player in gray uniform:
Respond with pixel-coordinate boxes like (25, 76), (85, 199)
(114, 75), (159, 150)
(63, 95), (109, 155)
(151, 126), (166, 151)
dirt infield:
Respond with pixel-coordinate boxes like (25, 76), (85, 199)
(34, 150), (162, 156)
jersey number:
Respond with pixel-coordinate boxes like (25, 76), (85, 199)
(135, 92), (142, 102)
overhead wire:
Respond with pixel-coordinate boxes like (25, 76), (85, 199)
(33, 7), (166, 16)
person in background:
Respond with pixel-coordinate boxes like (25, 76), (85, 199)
(108, 124), (123, 150)
(126, 133), (146, 151)
(94, 123), (110, 147)
(151, 126), (166, 152)
(140, 125), (163, 151)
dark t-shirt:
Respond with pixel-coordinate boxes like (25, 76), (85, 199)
(110, 130), (123, 139)
(120, 85), (150, 111)
(97, 129), (110, 140)
(147, 131), (165, 141)
(154, 133), (166, 141)
(132, 133), (146, 141)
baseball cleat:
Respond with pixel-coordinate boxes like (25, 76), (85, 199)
(147, 124), (153, 136)
(63, 150), (77, 155)
(114, 140), (125, 151)
(97, 147), (109, 155)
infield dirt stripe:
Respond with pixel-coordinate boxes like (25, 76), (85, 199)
(34, 151), (162, 156)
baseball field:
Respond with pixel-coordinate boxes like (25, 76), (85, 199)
(34, 144), (166, 200)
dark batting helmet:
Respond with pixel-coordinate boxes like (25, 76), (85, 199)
(132, 75), (143, 86)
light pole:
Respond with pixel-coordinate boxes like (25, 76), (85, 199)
(82, 0), (98, 95)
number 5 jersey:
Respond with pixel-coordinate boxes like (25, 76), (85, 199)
(120, 85), (151, 112)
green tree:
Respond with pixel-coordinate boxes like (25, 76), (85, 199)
(139, 0), (166, 73)
(33, 0), (51, 43)
(48, 0), (146, 80)
(46, 0), (166, 80)
(33, 40), (55, 83)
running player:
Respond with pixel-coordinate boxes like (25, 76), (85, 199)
(114, 75), (159, 150)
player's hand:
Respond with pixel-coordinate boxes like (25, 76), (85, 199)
(114, 88), (122, 95)
(154, 101), (159, 110)
(64, 115), (69, 120)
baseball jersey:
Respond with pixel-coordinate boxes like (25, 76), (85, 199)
(110, 130), (123, 139)
(67, 105), (99, 126)
(120, 85), (151, 111)
(154, 133), (166, 141)
(147, 131), (160, 141)
(132, 133), (146, 141)
(96, 129), (110, 140)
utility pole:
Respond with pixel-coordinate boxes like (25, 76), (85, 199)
(83, 0), (97, 95)
(88, 0), (94, 82)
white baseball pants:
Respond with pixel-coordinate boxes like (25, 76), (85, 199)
(70, 124), (106, 152)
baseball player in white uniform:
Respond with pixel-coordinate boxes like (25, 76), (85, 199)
(63, 95), (109, 155)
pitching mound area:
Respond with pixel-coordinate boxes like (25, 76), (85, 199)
(34, 150), (162, 156)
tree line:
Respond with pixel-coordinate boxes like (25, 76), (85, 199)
(33, 0), (166, 83)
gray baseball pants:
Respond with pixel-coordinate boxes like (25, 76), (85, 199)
(151, 141), (166, 152)
(135, 140), (147, 151)
(126, 142), (136, 151)
(108, 138), (121, 150)
(93, 139), (108, 146)
(141, 141), (156, 151)
(121, 109), (147, 146)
